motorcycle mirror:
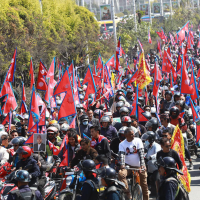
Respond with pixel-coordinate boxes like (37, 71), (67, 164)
(53, 155), (58, 160)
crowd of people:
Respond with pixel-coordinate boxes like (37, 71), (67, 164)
(1, 27), (200, 200)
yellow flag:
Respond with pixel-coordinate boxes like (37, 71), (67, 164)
(136, 51), (151, 89)
(171, 125), (191, 192)
(111, 72), (115, 89)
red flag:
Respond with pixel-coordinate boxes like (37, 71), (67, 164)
(189, 97), (200, 122)
(176, 54), (182, 75)
(36, 61), (48, 91)
(48, 140), (60, 155)
(54, 68), (76, 121)
(156, 28), (167, 41)
(96, 55), (103, 70)
(105, 55), (115, 71)
(72, 68), (80, 105)
(20, 101), (28, 115)
(180, 56), (194, 95)
(196, 123), (200, 143)
(59, 148), (69, 167)
(47, 58), (55, 80)
(148, 29), (152, 44)
(190, 63), (199, 100)
(5, 48), (17, 82)
(127, 70), (138, 86)
(0, 82), (18, 114)
(138, 106), (149, 122)
(177, 21), (189, 42)
(29, 58), (35, 91)
(2, 114), (9, 125)
(82, 66), (97, 101)
(29, 123), (38, 133)
(38, 109), (46, 126)
(25, 133), (34, 144)
(115, 53), (120, 71)
(70, 116), (76, 128)
(116, 37), (123, 57)
(129, 86), (138, 116)
(162, 51), (173, 73)
(153, 63), (162, 97)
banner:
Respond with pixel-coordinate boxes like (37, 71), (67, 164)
(140, 4), (149, 15)
(163, 3), (170, 12)
(100, 5), (111, 21)
(171, 125), (191, 192)
(153, 3), (161, 14)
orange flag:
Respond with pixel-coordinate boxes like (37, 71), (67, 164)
(171, 125), (191, 192)
(136, 51), (151, 89)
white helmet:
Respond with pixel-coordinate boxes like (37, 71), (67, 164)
(60, 123), (70, 132)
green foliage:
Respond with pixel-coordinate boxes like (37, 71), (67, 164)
(0, 0), (102, 86)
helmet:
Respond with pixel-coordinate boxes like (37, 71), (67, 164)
(80, 115), (89, 122)
(156, 157), (183, 175)
(118, 96), (126, 103)
(118, 126), (127, 135)
(170, 107), (179, 119)
(165, 91), (173, 97)
(51, 123), (60, 131)
(175, 100), (185, 109)
(142, 111), (151, 120)
(16, 146), (32, 159)
(0, 125), (5, 132)
(79, 159), (96, 173)
(76, 104), (84, 110)
(121, 116), (131, 123)
(116, 90), (124, 96)
(16, 170), (31, 182)
(126, 74), (132, 80)
(126, 89), (133, 94)
(48, 120), (58, 126)
(47, 126), (58, 134)
(100, 167), (116, 182)
(79, 94), (84, 100)
(100, 116), (111, 123)
(104, 112), (112, 117)
(93, 109), (104, 119)
(141, 131), (159, 143)
(60, 123), (70, 132)
(88, 94), (95, 99)
(116, 102), (124, 109)
(119, 107), (129, 114)
(56, 100), (62, 106)
(0, 131), (8, 137)
(11, 137), (26, 146)
(99, 104), (106, 111)
(58, 118), (68, 124)
(145, 118), (158, 131)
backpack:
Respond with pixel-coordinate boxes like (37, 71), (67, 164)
(85, 179), (101, 200)
(166, 177), (190, 200)
(10, 189), (36, 200)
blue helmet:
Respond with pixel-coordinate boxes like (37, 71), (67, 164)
(16, 170), (31, 182)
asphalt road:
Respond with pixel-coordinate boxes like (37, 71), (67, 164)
(149, 154), (200, 200)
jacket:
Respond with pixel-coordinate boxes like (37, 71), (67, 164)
(16, 156), (41, 186)
(71, 147), (98, 168)
(7, 185), (43, 200)
(46, 137), (62, 156)
(76, 124), (92, 138)
(100, 125), (118, 140)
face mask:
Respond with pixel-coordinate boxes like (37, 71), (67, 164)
(83, 121), (88, 125)
(145, 140), (150, 147)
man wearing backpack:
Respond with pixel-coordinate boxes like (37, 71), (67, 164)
(156, 157), (189, 200)
(7, 170), (43, 200)
(78, 159), (99, 200)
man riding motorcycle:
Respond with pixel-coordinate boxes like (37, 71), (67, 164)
(16, 146), (41, 186)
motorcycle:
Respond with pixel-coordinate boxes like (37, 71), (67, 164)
(0, 164), (57, 200)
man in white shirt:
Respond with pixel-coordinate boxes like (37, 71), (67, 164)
(0, 137), (9, 165)
(118, 127), (149, 200)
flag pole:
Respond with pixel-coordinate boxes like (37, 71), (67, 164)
(111, 0), (117, 48)
(76, 115), (81, 137)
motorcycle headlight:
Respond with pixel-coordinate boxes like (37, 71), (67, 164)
(66, 176), (73, 185)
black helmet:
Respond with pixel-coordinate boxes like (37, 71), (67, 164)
(116, 102), (124, 109)
(11, 137), (26, 146)
(118, 126), (127, 140)
(88, 94), (95, 99)
(16, 170), (31, 182)
(100, 167), (116, 182)
(79, 159), (96, 173)
(100, 116), (111, 124)
(170, 107), (179, 119)
(126, 89), (133, 94)
(165, 91), (173, 98)
(145, 118), (158, 131)
(99, 104), (106, 111)
(175, 100), (185, 109)
(119, 107), (129, 114)
(116, 90), (124, 96)
(141, 131), (159, 143)
(143, 111), (151, 120)
(126, 74), (132, 80)
(156, 157), (183, 175)
(80, 115), (89, 125)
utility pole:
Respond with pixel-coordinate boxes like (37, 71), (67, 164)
(148, 0), (152, 25)
(170, 0), (173, 16)
(89, 0), (92, 10)
(198, 0), (200, 9)
(132, 0), (137, 31)
(81, 0), (84, 7)
(111, 0), (117, 48)
(160, 0), (163, 16)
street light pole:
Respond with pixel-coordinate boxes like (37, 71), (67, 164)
(132, 0), (137, 31)
(148, 0), (152, 25)
(160, 0), (163, 16)
(111, 0), (117, 48)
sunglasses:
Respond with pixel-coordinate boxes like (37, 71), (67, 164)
(162, 135), (168, 137)
(165, 145), (171, 148)
(2, 138), (8, 140)
(48, 133), (54, 135)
